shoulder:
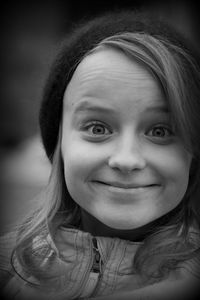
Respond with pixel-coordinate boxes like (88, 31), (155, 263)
(0, 231), (17, 272)
(0, 231), (47, 300)
(0, 231), (18, 298)
(175, 226), (200, 280)
(176, 251), (200, 280)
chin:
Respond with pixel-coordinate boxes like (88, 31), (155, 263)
(96, 207), (142, 227)
(100, 216), (143, 230)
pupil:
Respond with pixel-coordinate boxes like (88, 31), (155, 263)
(93, 125), (104, 134)
(154, 128), (164, 136)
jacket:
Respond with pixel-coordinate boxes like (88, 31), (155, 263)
(1, 227), (200, 300)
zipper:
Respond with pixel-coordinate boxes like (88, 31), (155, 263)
(89, 237), (105, 297)
(77, 237), (103, 298)
(91, 237), (102, 273)
(90, 238), (114, 298)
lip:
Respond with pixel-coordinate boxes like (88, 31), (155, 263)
(92, 180), (160, 189)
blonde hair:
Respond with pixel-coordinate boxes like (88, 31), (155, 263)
(12, 32), (200, 286)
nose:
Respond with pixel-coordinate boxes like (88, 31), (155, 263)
(108, 133), (146, 173)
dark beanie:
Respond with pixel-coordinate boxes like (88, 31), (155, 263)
(39, 9), (195, 161)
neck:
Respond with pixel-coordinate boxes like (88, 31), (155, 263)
(80, 204), (183, 242)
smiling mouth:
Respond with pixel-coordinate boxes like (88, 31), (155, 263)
(92, 181), (160, 189)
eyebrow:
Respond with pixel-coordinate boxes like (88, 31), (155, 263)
(73, 100), (170, 115)
(144, 105), (170, 113)
(73, 101), (116, 114)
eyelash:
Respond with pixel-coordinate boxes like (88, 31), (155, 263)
(146, 125), (173, 139)
(83, 121), (112, 136)
(81, 121), (174, 141)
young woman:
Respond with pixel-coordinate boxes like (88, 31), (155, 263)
(1, 10), (200, 300)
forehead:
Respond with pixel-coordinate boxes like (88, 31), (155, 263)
(71, 47), (151, 80)
(63, 47), (165, 110)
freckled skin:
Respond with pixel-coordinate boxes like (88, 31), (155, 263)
(61, 48), (192, 233)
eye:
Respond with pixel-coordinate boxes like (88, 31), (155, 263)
(84, 121), (112, 136)
(147, 125), (173, 139)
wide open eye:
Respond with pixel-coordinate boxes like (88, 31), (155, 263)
(84, 121), (112, 136)
(150, 126), (172, 138)
(146, 125), (174, 143)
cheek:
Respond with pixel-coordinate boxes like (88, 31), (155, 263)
(61, 134), (109, 208)
(61, 135), (108, 182)
(148, 145), (192, 189)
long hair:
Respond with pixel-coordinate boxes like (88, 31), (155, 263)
(12, 32), (200, 286)
(92, 33), (200, 280)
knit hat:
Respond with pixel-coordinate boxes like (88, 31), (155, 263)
(39, 9), (195, 161)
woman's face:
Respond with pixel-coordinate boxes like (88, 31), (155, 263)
(61, 48), (192, 230)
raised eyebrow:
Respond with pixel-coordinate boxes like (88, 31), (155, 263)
(73, 101), (170, 115)
(73, 101), (115, 114)
(144, 105), (170, 113)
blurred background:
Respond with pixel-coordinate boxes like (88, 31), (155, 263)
(0, 0), (200, 231)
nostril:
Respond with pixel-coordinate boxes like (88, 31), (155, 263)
(108, 150), (146, 172)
